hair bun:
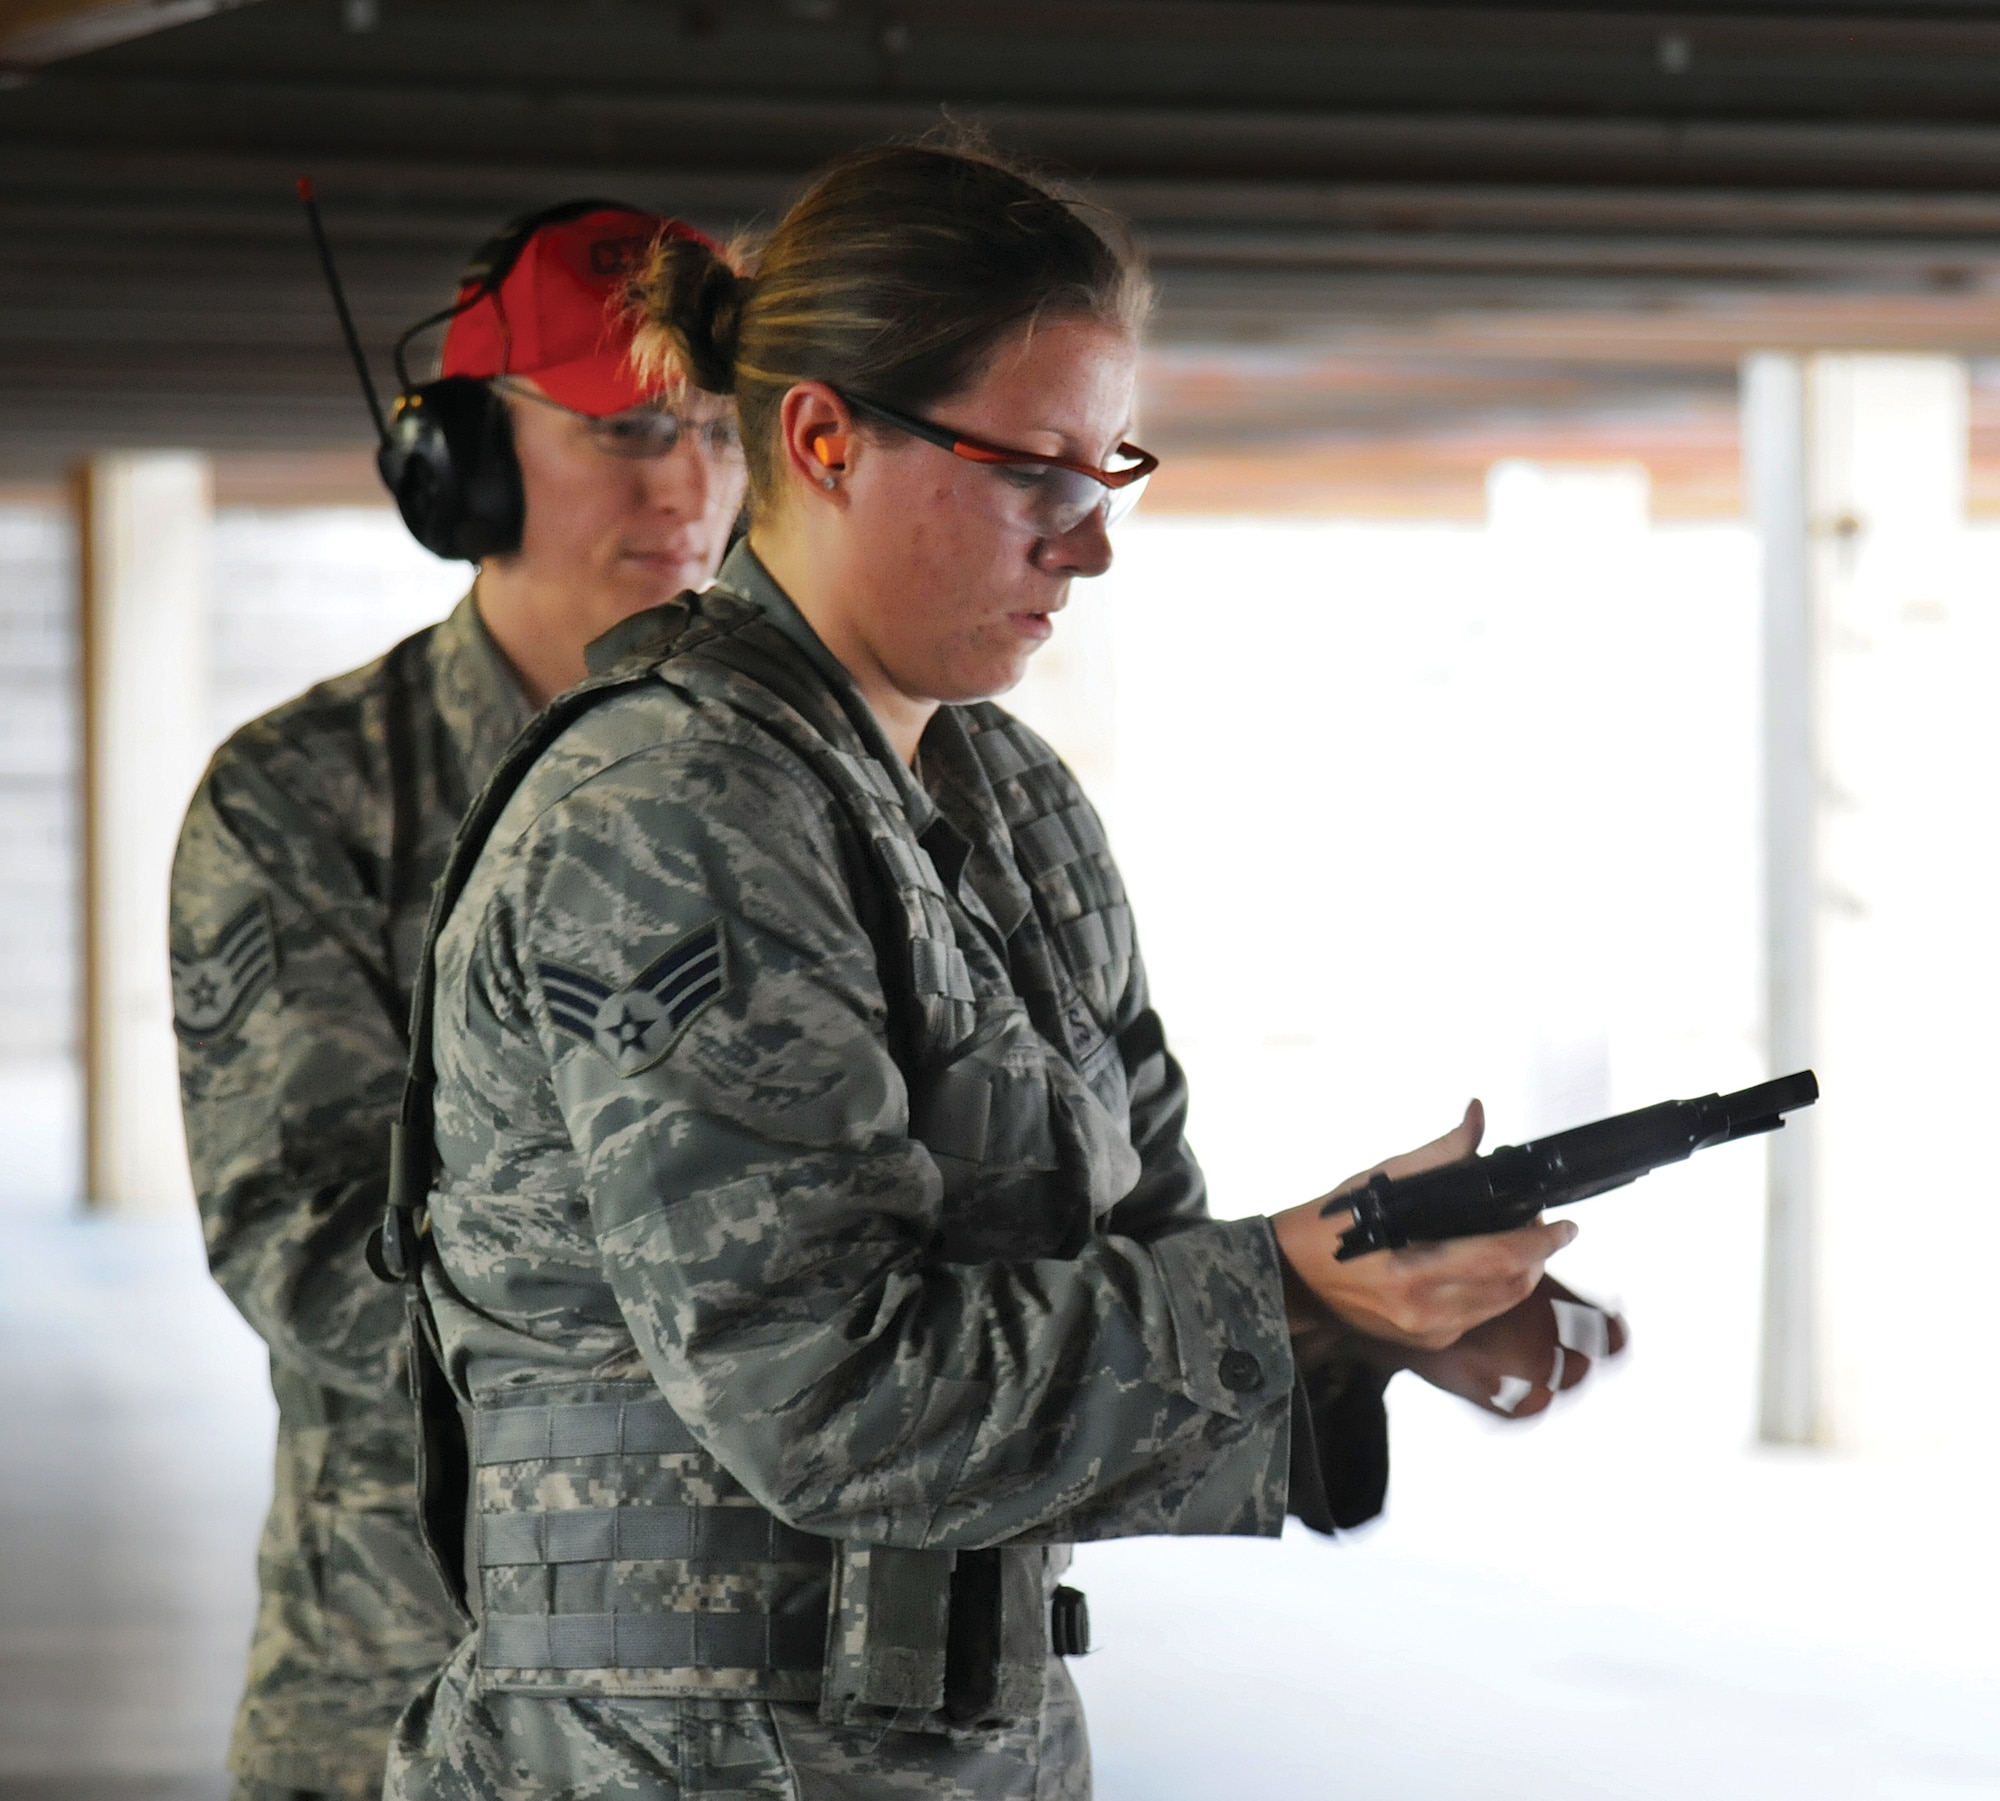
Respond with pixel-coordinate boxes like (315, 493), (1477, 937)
(640, 235), (742, 395)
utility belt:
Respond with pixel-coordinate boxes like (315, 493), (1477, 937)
(449, 1379), (1086, 1730)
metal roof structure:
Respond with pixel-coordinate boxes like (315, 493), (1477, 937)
(8, 0), (2000, 472)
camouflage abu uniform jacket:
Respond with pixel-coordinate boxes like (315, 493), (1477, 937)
(172, 595), (530, 1799)
(387, 546), (1388, 1801)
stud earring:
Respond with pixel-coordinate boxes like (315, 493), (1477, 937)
(821, 474), (838, 490)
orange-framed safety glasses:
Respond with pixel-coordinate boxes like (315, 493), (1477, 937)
(839, 390), (1158, 534)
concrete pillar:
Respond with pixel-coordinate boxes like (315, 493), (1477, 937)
(1743, 354), (1820, 1446)
(1744, 354), (1995, 1455)
(80, 452), (213, 1218)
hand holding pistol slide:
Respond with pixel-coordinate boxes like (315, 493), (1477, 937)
(1323, 1071), (1820, 1260)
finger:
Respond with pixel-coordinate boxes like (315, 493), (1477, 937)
(1489, 1374), (1533, 1414)
(1486, 1372), (1554, 1419)
(1377, 1098), (1487, 1183)
(1426, 1097), (1485, 1163)
(1551, 1295), (1610, 1362)
(1545, 1280), (1629, 1357)
(1406, 1217), (1575, 1287)
(1327, 1099), (1490, 1201)
(1513, 1217), (1578, 1261)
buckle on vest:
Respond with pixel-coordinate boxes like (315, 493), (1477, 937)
(1050, 1584), (1090, 1659)
(367, 1203), (416, 1284)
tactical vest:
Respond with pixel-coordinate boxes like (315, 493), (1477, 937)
(376, 588), (1133, 1731)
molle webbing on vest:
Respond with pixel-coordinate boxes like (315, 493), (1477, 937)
(475, 1394), (700, 1463)
(472, 1385), (834, 1693)
(909, 938), (976, 1005)
(964, 706), (1133, 1031)
(481, 1608), (827, 1674)
(479, 1506), (825, 1568)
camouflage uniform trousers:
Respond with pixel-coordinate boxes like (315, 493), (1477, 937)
(229, 1384), (468, 1799)
(391, 1643), (1090, 1801)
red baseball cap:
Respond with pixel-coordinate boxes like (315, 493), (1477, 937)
(440, 206), (719, 417)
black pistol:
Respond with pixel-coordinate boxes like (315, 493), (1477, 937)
(1324, 1070), (1819, 1260)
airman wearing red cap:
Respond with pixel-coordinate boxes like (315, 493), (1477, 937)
(435, 203), (747, 701)
(167, 203), (747, 1801)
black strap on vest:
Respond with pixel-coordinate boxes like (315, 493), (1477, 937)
(364, 654), (677, 1618)
(371, 664), (661, 1284)
(380, 630), (427, 938)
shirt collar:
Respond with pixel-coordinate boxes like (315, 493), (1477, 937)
(435, 588), (535, 788)
(712, 541), (939, 834)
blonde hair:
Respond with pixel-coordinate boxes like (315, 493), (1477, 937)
(634, 138), (1150, 506)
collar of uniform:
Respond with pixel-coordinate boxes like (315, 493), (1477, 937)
(711, 541), (939, 835)
(436, 588), (535, 788)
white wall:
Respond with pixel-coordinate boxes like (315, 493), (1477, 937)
(0, 503), (462, 1218)
(206, 508), (469, 745)
(1005, 494), (1998, 1800)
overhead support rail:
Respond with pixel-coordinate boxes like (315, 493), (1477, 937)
(0, 0), (260, 71)
(16, 0), (2000, 457)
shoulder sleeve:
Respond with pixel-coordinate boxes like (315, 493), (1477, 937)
(171, 733), (408, 1398)
(476, 728), (1301, 1551)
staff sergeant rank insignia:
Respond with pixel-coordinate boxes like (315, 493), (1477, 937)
(171, 899), (278, 1042)
(537, 921), (728, 1077)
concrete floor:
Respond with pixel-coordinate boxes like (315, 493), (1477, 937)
(6, 1204), (1998, 1801)
(0, 1210), (268, 1801)
(1, 1042), (1994, 1801)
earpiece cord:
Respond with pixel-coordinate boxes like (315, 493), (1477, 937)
(296, 176), (391, 450)
(390, 301), (474, 399)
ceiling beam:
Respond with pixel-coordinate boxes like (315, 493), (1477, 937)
(0, 0), (260, 69)
(29, 72), (2000, 193)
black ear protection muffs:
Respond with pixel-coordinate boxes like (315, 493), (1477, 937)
(376, 375), (524, 562)
(298, 182), (647, 564)
(378, 198), (643, 563)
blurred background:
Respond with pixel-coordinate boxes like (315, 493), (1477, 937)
(2, 1), (1998, 1796)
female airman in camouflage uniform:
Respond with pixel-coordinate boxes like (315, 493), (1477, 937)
(385, 143), (1617, 1801)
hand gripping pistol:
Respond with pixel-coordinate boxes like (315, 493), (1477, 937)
(1324, 1071), (1819, 1259)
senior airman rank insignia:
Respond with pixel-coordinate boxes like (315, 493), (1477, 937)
(537, 920), (728, 1077)
(171, 899), (278, 1041)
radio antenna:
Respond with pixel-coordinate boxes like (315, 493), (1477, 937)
(296, 176), (391, 449)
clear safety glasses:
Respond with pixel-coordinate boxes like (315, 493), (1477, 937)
(840, 391), (1158, 535)
(492, 377), (744, 463)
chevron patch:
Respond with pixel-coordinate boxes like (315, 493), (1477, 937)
(537, 920), (728, 1077)
(171, 899), (278, 1041)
